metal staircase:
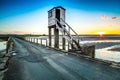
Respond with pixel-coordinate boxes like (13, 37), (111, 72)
(55, 18), (82, 51)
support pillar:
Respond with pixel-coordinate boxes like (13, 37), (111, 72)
(32, 38), (33, 42)
(31, 38), (32, 42)
(30, 38), (32, 42)
(34, 38), (35, 43)
(41, 38), (42, 44)
(62, 31), (66, 50)
(37, 38), (38, 43)
(54, 27), (59, 48)
(46, 39), (47, 46)
(49, 27), (52, 46)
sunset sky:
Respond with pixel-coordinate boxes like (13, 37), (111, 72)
(0, 0), (120, 35)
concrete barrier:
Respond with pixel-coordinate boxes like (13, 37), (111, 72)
(82, 45), (95, 58)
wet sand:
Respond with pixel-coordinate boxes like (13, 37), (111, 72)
(108, 47), (120, 51)
(84, 42), (120, 49)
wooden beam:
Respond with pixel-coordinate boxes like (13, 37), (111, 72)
(54, 27), (59, 48)
(49, 27), (52, 46)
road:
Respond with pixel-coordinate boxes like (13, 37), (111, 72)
(3, 38), (120, 80)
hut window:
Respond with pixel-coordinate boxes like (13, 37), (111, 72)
(49, 11), (52, 17)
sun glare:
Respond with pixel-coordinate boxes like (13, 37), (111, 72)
(97, 32), (105, 38)
(98, 32), (105, 35)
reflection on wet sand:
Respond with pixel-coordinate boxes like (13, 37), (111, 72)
(96, 44), (120, 62)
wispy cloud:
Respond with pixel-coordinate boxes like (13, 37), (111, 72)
(101, 15), (119, 21)
(101, 15), (108, 20)
(111, 17), (118, 20)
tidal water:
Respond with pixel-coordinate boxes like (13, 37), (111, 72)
(95, 43), (120, 62)
(0, 41), (7, 51)
(27, 35), (120, 62)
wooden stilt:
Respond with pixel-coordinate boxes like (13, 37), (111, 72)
(62, 31), (66, 50)
(37, 38), (38, 43)
(49, 27), (52, 46)
(41, 38), (42, 45)
(46, 39), (47, 46)
(54, 27), (59, 48)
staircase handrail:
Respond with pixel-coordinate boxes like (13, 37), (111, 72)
(60, 18), (80, 40)
(55, 18), (72, 39)
(55, 18), (80, 49)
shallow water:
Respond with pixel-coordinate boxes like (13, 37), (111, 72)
(0, 41), (7, 51)
(26, 36), (120, 62)
(80, 40), (120, 44)
(96, 49), (120, 62)
(80, 40), (120, 62)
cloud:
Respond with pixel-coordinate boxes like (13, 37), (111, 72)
(101, 15), (119, 21)
(101, 15), (107, 20)
(111, 17), (118, 20)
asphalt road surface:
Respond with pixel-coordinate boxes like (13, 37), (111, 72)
(3, 38), (120, 80)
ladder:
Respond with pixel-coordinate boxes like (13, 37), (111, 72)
(55, 18), (82, 51)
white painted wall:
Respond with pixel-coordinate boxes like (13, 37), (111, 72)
(48, 7), (65, 27)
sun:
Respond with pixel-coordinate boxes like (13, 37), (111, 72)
(97, 32), (105, 35)
(97, 32), (105, 38)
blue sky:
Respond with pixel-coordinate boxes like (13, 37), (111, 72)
(0, 0), (120, 34)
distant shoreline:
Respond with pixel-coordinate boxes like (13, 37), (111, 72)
(0, 34), (120, 36)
